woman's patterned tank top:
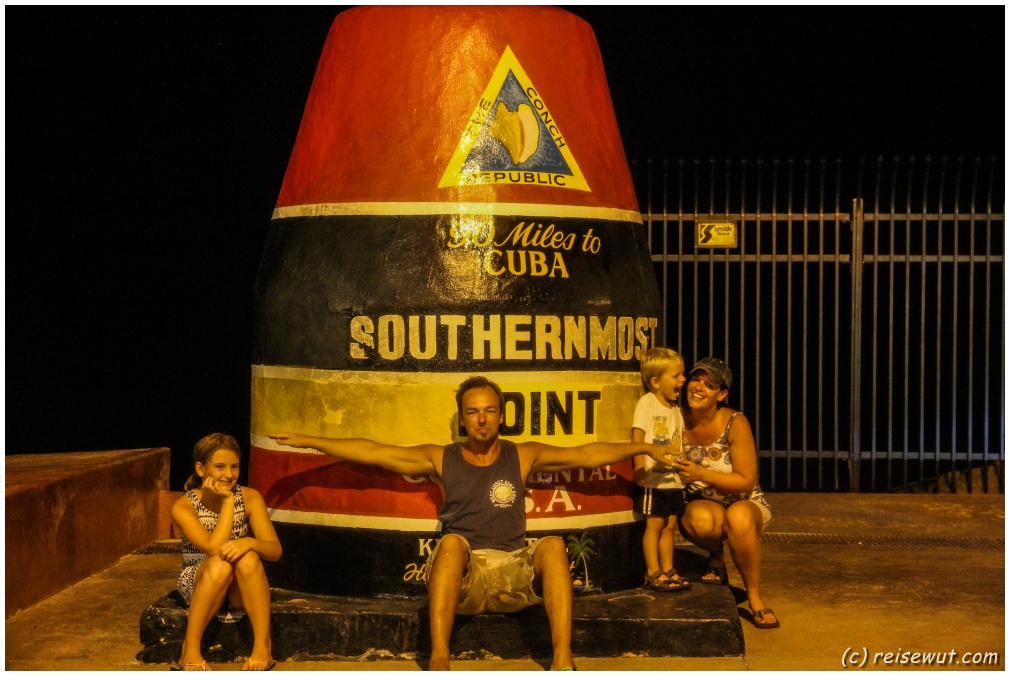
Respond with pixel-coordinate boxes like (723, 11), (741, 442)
(683, 412), (770, 510)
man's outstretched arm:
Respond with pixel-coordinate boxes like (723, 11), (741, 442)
(522, 440), (675, 475)
(268, 433), (442, 478)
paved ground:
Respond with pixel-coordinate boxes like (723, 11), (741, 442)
(5, 494), (1004, 671)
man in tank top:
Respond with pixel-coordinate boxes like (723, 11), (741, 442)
(270, 375), (673, 671)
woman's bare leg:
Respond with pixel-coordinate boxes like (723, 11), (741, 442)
(723, 501), (776, 625)
(679, 500), (727, 581)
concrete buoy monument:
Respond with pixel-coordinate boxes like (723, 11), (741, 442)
(250, 6), (662, 597)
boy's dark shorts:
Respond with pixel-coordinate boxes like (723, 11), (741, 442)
(633, 485), (686, 518)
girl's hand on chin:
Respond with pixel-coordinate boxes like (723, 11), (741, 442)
(203, 476), (234, 497)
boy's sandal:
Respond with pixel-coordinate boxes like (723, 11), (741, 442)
(643, 571), (674, 591)
(700, 561), (728, 585)
(663, 569), (692, 591)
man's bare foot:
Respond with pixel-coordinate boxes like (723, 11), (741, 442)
(428, 652), (450, 670)
(550, 649), (576, 670)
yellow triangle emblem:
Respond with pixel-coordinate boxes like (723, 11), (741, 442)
(438, 46), (590, 192)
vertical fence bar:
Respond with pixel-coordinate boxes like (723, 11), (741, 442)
(982, 157), (994, 490)
(870, 158), (882, 489)
(755, 159), (764, 474)
(801, 160), (810, 489)
(1000, 159), (1006, 494)
(817, 159), (827, 490)
(770, 159), (779, 488)
(661, 159), (669, 348)
(886, 158), (899, 490)
(951, 158), (963, 487)
(646, 158), (654, 261)
(677, 159), (685, 354)
(836, 160), (844, 487)
(692, 159), (700, 363)
(904, 156), (915, 487)
(849, 197), (864, 491)
(785, 160), (795, 488)
(832, 161), (840, 487)
(724, 159), (732, 367)
(739, 159), (748, 416)
(918, 158), (930, 488)
(934, 158), (947, 483)
(966, 158), (980, 492)
(707, 158), (717, 356)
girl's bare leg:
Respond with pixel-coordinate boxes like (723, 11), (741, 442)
(179, 557), (234, 668)
(230, 552), (274, 669)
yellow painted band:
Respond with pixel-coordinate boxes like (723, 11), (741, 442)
(251, 367), (641, 446)
(271, 202), (643, 224)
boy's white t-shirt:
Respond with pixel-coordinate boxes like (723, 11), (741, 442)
(632, 391), (685, 489)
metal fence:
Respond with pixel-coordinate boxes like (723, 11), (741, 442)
(634, 156), (1005, 493)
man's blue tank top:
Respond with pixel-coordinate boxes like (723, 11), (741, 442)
(438, 439), (526, 552)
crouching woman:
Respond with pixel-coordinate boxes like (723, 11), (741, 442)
(171, 433), (282, 671)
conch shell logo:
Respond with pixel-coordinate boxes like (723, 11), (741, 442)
(438, 46), (590, 191)
(489, 102), (539, 164)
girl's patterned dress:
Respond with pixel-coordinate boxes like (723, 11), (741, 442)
(177, 486), (249, 606)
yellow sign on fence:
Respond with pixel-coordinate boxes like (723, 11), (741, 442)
(696, 221), (737, 248)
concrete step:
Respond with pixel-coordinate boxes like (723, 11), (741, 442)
(138, 581), (744, 664)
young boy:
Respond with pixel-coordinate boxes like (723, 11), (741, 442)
(632, 347), (692, 592)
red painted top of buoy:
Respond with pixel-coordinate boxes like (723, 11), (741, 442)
(276, 6), (638, 213)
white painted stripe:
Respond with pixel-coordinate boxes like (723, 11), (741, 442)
(251, 365), (640, 386)
(250, 434), (324, 454)
(529, 510), (637, 531)
(267, 507), (637, 532)
(267, 508), (440, 531)
(271, 202), (643, 224)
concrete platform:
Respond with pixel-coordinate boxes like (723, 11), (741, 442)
(137, 547), (742, 663)
(5, 448), (169, 618)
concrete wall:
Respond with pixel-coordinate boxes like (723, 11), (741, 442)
(5, 448), (170, 618)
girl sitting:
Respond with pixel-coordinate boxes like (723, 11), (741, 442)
(171, 433), (282, 670)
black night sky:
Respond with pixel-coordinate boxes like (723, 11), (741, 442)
(7, 7), (1003, 489)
